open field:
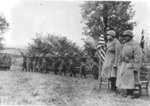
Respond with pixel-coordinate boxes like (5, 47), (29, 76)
(0, 66), (149, 106)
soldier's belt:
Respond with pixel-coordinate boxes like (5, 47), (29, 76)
(122, 59), (134, 63)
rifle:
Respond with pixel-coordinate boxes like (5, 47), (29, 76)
(17, 49), (25, 56)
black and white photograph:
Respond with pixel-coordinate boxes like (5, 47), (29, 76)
(0, 0), (149, 105)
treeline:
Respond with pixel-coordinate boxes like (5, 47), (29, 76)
(28, 33), (82, 56)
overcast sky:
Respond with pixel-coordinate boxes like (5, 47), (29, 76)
(0, 0), (150, 48)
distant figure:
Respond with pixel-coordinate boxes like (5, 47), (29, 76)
(22, 55), (27, 71)
(59, 57), (67, 76)
(80, 58), (87, 78)
(41, 57), (47, 73)
(32, 57), (37, 72)
(91, 57), (99, 80)
(26, 56), (30, 72)
(69, 58), (76, 77)
(36, 56), (42, 73)
(54, 57), (61, 75)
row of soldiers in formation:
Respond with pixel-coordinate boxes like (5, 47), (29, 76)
(22, 53), (100, 79)
(100, 30), (144, 99)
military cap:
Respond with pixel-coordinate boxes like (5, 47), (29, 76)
(106, 30), (116, 37)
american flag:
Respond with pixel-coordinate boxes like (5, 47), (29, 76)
(140, 29), (145, 54)
(96, 34), (106, 63)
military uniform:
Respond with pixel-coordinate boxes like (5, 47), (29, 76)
(101, 38), (121, 78)
(33, 58), (37, 72)
(101, 30), (121, 91)
(69, 58), (76, 77)
(26, 56), (30, 72)
(36, 57), (42, 73)
(41, 57), (47, 73)
(91, 57), (99, 80)
(22, 56), (27, 71)
(54, 57), (61, 75)
(80, 58), (87, 78)
(116, 39), (142, 89)
(116, 30), (143, 98)
(59, 58), (67, 76)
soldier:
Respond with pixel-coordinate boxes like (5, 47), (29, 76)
(116, 30), (142, 98)
(32, 56), (37, 72)
(80, 57), (87, 78)
(58, 57), (67, 76)
(22, 55), (27, 71)
(47, 55), (53, 73)
(38, 55), (43, 73)
(91, 57), (99, 80)
(7, 54), (12, 70)
(69, 57), (76, 77)
(101, 30), (121, 92)
(53, 56), (61, 75)
(26, 55), (30, 72)
(41, 56), (47, 73)
(36, 56), (41, 73)
(45, 55), (50, 73)
(29, 56), (33, 72)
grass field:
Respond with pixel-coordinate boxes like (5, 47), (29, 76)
(0, 66), (149, 106)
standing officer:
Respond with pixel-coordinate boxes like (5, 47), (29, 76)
(101, 30), (121, 92)
(116, 30), (142, 98)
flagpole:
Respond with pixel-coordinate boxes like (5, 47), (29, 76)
(99, 46), (103, 89)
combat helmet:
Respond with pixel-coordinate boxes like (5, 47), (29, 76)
(106, 30), (116, 37)
(123, 30), (134, 37)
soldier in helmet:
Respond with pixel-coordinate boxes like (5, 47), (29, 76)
(116, 30), (142, 98)
(36, 55), (42, 73)
(101, 30), (121, 92)
(41, 56), (47, 73)
(91, 57), (99, 80)
(80, 57), (87, 78)
(32, 56), (37, 72)
(59, 56), (67, 76)
(53, 56), (61, 75)
(22, 55), (27, 71)
(69, 57), (76, 77)
(26, 55), (30, 72)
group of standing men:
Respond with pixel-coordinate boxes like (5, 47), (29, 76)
(101, 30), (143, 99)
(21, 51), (100, 79)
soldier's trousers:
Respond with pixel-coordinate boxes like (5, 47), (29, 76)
(54, 69), (59, 75)
(59, 69), (66, 76)
(81, 70), (86, 78)
(70, 71), (76, 77)
(22, 65), (27, 71)
(109, 77), (116, 91)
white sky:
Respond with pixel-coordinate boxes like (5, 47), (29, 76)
(0, 0), (150, 48)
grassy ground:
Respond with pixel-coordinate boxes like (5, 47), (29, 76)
(0, 66), (149, 106)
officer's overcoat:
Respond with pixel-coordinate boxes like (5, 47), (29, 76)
(101, 38), (121, 78)
(116, 40), (142, 89)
